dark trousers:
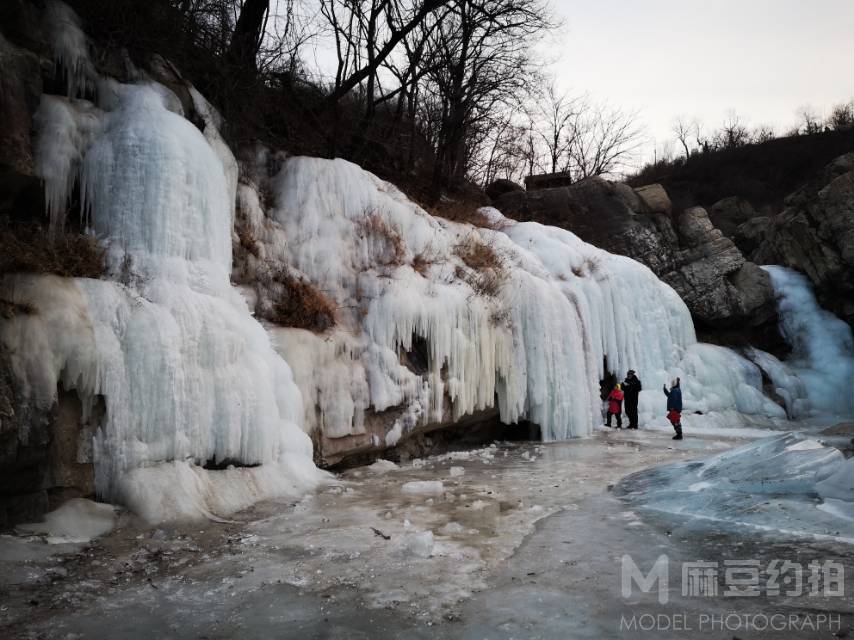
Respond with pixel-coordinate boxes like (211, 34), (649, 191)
(625, 401), (638, 429)
(606, 412), (622, 428)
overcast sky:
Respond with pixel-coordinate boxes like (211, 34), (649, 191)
(546, 0), (854, 164)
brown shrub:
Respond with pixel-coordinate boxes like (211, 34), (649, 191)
(454, 234), (501, 271)
(357, 210), (405, 267)
(411, 243), (440, 276)
(453, 235), (506, 297)
(268, 270), (336, 332)
(0, 226), (105, 279)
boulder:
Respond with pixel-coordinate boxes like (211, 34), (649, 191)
(634, 183), (672, 215)
(485, 178), (524, 202)
(732, 216), (772, 256)
(709, 196), (757, 239)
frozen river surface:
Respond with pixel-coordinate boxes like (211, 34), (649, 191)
(3, 428), (854, 639)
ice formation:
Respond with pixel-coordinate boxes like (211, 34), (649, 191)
(3, 79), (325, 521)
(256, 156), (788, 443)
(6, 2), (828, 525)
(755, 266), (854, 419)
(44, 0), (96, 99)
(616, 432), (854, 540)
(16, 498), (116, 544)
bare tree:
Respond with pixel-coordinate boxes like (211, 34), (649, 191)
(531, 82), (580, 173)
(422, 0), (556, 194)
(672, 116), (693, 159)
(227, 0), (271, 72)
(828, 100), (854, 131)
(714, 111), (750, 149)
(567, 101), (644, 180)
(751, 124), (775, 144)
(319, 0), (453, 105)
(796, 104), (823, 135)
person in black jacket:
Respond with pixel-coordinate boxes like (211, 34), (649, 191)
(622, 369), (642, 429)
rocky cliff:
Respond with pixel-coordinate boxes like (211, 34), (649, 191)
(493, 178), (779, 349)
(747, 153), (854, 328)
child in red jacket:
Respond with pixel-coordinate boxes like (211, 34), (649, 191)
(606, 384), (624, 429)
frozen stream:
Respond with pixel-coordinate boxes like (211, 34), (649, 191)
(2, 428), (854, 639)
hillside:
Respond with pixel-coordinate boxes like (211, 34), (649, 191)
(629, 128), (854, 213)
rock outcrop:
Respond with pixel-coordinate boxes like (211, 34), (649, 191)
(750, 153), (854, 327)
(493, 178), (776, 337)
(484, 178), (524, 202)
(0, 340), (98, 528)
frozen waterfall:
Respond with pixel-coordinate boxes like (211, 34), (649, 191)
(0, 0), (810, 524)
(758, 265), (854, 419)
(3, 81), (326, 522)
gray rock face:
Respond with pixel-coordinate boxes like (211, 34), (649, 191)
(709, 196), (757, 239)
(485, 178), (524, 202)
(494, 179), (776, 332)
(751, 153), (854, 327)
(0, 333), (99, 529)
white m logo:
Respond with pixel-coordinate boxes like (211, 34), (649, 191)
(622, 554), (670, 604)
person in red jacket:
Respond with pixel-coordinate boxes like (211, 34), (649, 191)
(606, 383), (624, 429)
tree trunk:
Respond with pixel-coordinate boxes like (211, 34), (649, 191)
(227, 0), (270, 73)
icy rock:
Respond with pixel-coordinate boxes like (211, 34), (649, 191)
(401, 481), (444, 496)
(449, 466), (465, 477)
(395, 531), (434, 559)
(438, 522), (465, 535)
(367, 459), (399, 474)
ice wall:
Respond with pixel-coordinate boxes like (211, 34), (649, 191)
(759, 265), (854, 419)
(3, 80), (326, 521)
(256, 157), (786, 443)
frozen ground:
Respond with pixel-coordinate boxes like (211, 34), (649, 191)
(2, 427), (854, 639)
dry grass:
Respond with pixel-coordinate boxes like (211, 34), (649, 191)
(357, 210), (405, 267)
(0, 226), (105, 279)
(454, 234), (502, 271)
(453, 234), (506, 297)
(570, 256), (602, 278)
(267, 269), (336, 332)
(424, 199), (499, 229)
(411, 243), (441, 277)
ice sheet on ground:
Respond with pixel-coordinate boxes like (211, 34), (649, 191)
(616, 432), (854, 540)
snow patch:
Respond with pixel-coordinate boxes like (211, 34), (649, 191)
(16, 498), (116, 544)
